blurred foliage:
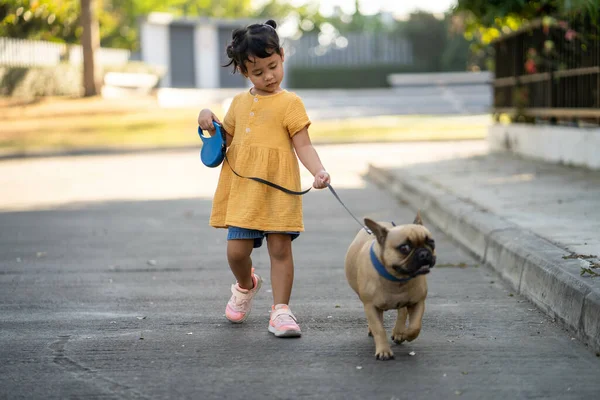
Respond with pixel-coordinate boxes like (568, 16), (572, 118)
(0, 64), (82, 98)
(399, 12), (447, 71)
(0, 61), (166, 98)
(454, 0), (599, 30)
(452, 0), (600, 70)
(394, 12), (470, 72)
(0, 0), (81, 43)
(453, 0), (599, 48)
(1, 0), (470, 74)
(0, 0), (255, 50)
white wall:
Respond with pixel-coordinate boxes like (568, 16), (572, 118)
(195, 25), (219, 89)
(488, 124), (600, 170)
(141, 20), (171, 87)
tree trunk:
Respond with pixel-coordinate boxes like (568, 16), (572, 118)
(81, 0), (101, 97)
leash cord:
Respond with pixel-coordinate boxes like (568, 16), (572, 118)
(225, 155), (311, 195)
(225, 154), (371, 234)
(326, 184), (372, 234)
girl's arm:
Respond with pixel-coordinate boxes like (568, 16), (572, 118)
(197, 108), (233, 146)
(292, 127), (330, 189)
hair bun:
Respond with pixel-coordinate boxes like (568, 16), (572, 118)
(232, 27), (245, 42)
(226, 44), (235, 58)
(265, 20), (277, 29)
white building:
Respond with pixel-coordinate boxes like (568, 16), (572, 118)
(140, 13), (256, 89)
(140, 13), (413, 91)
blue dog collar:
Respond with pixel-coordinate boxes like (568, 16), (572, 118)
(370, 242), (412, 283)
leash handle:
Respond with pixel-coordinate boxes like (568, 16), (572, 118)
(326, 184), (372, 234)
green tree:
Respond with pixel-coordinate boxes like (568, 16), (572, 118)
(454, 0), (599, 45)
(453, 0), (600, 70)
(0, 0), (80, 42)
(0, 0), (257, 50)
(406, 12), (447, 71)
(454, 0), (599, 28)
(387, 11), (472, 72)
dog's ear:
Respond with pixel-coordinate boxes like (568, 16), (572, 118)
(364, 218), (388, 246)
(413, 211), (423, 225)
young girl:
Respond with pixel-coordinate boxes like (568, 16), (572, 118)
(197, 19), (330, 338)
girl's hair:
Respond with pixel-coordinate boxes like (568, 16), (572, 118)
(224, 19), (282, 75)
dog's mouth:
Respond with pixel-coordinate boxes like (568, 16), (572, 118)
(413, 265), (431, 276)
(392, 264), (431, 277)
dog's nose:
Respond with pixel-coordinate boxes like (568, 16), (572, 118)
(417, 248), (432, 265)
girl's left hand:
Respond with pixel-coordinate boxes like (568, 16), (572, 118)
(313, 170), (330, 189)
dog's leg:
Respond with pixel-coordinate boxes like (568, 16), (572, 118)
(391, 307), (408, 344)
(403, 301), (425, 342)
(363, 304), (393, 360)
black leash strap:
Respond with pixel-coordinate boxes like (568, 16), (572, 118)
(225, 154), (311, 195)
(326, 184), (372, 234)
(225, 154), (371, 234)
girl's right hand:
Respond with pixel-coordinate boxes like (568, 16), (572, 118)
(198, 109), (222, 135)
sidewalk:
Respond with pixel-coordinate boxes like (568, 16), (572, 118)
(368, 152), (600, 353)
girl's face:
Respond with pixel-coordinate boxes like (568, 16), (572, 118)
(243, 49), (285, 95)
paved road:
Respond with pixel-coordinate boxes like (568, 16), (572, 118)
(158, 86), (492, 118)
(1, 143), (599, 399)
(300, 86), (492, 119)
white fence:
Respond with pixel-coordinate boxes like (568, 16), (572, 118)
(286, 32), (412, 67)
(0, 37), (130, 67)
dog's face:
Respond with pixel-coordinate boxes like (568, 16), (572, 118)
(365, 213), (436, 278)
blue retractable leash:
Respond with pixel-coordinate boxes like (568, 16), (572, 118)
(198, 121), (227, 168)
(198, 122), (371, 234)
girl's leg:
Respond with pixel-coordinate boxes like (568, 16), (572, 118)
(266, 234), (294, 304)
(227, 239), (255, 290)
(266, 233), (301, 337)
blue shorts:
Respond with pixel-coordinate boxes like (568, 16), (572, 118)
(227, 226), (300, 248)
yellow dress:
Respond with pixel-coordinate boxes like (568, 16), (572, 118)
(209, 90), (311, 232)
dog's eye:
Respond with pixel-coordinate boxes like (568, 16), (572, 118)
(427, 238), (435, 249)
(398, 244), (412, 254)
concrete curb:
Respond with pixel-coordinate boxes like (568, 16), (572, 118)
(367, 164), (600, 354)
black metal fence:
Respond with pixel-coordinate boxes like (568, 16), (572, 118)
(493, 16), (599, 121)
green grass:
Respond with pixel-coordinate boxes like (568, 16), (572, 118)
(309, 115), (489, 143)
(0, 97), (490, 155)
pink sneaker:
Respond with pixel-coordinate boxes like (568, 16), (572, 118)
(268, 304), (302, 338)
(225, 269), (262, 323)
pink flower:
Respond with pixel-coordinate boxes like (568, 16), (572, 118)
(565, 29), (576, 41)
(525, 59), (537, 74)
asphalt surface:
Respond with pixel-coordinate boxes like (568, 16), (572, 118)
(158, 85), (492, 118)
(302, 86), (492, 119)
(1, 145), (599, 400)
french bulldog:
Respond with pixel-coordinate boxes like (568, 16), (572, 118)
(344, 213), (436, 360)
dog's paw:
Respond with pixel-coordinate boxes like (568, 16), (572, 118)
(391, 331), (406, 344)
(375, 347), (394, 361)
(393, 328), (420, 343)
